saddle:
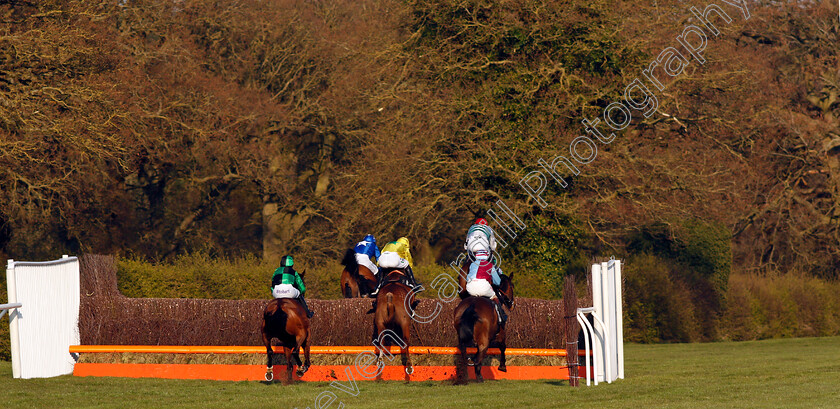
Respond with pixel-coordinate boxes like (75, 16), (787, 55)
(481, 294), (507, 325)
(380, 270), (408, 287)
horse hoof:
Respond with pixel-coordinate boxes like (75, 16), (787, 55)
(466, 358), (475, 366)
(498, 365), (507, 373)
(405, 366), (414, 375)
(296, 366), (308, 377)
(265, 371), (274, 382)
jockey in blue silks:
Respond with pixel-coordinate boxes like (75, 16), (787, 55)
(354, 234), (380, 276)
(464, 218), (507, 325)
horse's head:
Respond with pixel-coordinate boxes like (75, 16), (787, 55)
(498, 272), (514, 309)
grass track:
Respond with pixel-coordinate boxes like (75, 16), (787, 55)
(2, 337), (840, 408)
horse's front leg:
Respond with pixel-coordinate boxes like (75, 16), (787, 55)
(302, 337), (311, 375)
(497, 327), (507, 373)
(498, 343), (507, 373)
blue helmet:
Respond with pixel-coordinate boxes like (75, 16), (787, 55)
(364, 234), (376, 243)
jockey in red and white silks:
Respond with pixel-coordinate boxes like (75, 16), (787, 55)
(464, 218), (507, 324)
(464, 218), (502, 295)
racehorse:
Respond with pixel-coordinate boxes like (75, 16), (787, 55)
(453, 272), (515, 382)
(372, 269), (416, 376)
(340, 249), (378, 298)
(261, 287), (312, 383)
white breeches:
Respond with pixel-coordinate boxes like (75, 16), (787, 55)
(466, 279), (496, 299)
(378, 251), (408, 269)
(355, 253), (379, 275)
(272, 284), (300, 299)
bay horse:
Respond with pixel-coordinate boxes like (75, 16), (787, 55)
(453, 272), (515, 382)
(372, 269), (416, 376)
(261, 292), (312, 383)
(340, 249), (378, 298)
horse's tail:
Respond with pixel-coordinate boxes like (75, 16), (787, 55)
(341, 248), (359, 276)
(343, 282), (353, 298)
(458, 305), (478, 345)
(386, 293), (395, 322)
(264, 301), (288, 336)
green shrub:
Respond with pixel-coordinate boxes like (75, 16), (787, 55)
(623, 254), (702, 343)
(117, 252), (343, 300)
(627, 219), (732, 313)
(675, 219), (732, 307)
(719, 273), (840, 340)
(503, 214), (588, 299)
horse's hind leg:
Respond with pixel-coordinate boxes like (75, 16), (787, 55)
(474, 331), (490, 382)
(283, 346), (294, 384)
(457, 345), (470, 383)
(473, 348), (485, 382)
(262, 331), (274, 382)
(294, 333), (308, 377)
(400, 321), (413, 376)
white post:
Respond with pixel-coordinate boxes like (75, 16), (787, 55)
(591, 263), (602, 319)
(599, 262), (613, 382)
(6, 259), (21, 379)
(576, 312), (592, 386)
(614, 260), (624, 379)
(591, 311), (610, 384)
(591, 263), (603, 382)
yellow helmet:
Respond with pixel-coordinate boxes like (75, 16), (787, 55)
(397, 237), (410, 247)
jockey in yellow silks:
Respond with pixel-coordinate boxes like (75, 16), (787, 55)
(370, 237), (421, 295)
(464, 218), (507, 325)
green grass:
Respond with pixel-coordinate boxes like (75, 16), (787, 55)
(1, 337), (840, 408)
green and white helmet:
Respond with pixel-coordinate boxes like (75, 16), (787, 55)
(465, 220), (496, 252)
(280, 255), (294, 268)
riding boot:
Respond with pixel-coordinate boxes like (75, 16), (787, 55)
(370, 272), (384, 297)
(405, 266), (423, 292)
(298, 296), (314, 318)
(494, 298), (508, 327)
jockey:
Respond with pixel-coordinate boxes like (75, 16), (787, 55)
(464, 218), (507, 325)
(354, 234), (380, 276)
(370, 236), (420, 296)
(270, 255), (314, 318)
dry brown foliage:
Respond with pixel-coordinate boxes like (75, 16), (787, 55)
(1, 1), (838, 281)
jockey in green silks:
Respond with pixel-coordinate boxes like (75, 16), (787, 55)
(271, 255), (314, 318)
